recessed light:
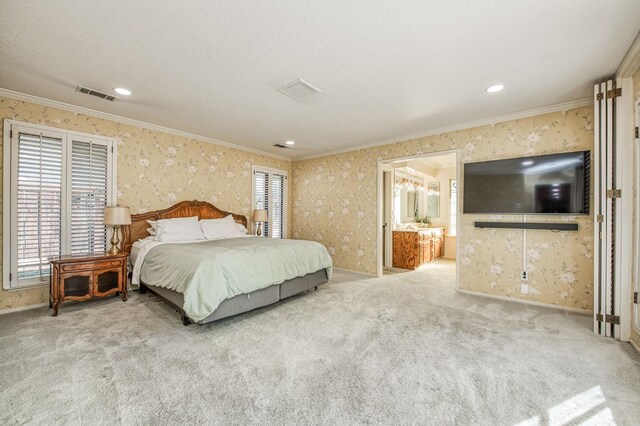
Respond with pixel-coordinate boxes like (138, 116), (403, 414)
(522, 160), (534, 166)
(285, 140), (295, 145)
(114, 87), (132, 96)
(486, 84), (504, 93)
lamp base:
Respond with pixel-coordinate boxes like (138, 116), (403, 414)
(108, 225), (122, 254)
(256, 222), (263, 236)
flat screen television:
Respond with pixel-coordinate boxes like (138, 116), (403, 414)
(463, 151), (590, 214)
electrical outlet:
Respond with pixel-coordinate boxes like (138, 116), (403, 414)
(521, 283), (529, 294)
(521, 270), (528, 280)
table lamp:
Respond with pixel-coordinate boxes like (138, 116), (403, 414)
(252, 209), (267, 236)
(104, 206), (132, 254)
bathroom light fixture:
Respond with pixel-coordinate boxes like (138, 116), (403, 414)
(285, 140), (295, 145)
(114, 87), (132, 96)
(486, 84), (504, 93)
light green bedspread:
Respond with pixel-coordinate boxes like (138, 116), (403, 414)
(139, 237), (333, 321)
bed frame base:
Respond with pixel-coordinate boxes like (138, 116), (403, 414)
(139, 269), (329, 325)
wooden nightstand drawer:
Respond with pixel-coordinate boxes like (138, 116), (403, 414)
(61, 260), (122, 273)
(49, 252), (128, 316)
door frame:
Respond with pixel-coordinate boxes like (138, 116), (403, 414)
(634, 95), (640, 336)
(376, 149), (461, 292)
(382, 169), (393, 267)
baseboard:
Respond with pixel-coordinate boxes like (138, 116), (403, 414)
(334, 267), (376, 277)
(457, 289), (591, 315)
(630, 338), (640, 356)
(0, 302), (48, 315)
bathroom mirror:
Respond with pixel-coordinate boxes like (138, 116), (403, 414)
(394, 171), (425, 223)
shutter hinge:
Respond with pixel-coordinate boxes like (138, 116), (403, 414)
(596, 314), (620, 325)
(111, 146), (114, 153)
(607, 88), (622, 99)
(596, 88), (622, 101)
(596, 214), (604, 223)
(8, 273), (12, 282)
(607, 189), (621, 198)
(635, 126), (639, 139)
(634, 292), (638, 304)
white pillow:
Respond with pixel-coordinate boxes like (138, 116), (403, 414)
(200, 215), (245, 240)
(155, 216), (205, 242)
(236, 223), (248, 234)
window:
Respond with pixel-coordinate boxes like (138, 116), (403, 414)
(252, 166), (288, 238)
(3, 121), (115, 289)
(449, 179), (457, 236)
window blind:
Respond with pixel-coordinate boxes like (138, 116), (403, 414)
(70, 140), (109, 254)
(252, 166), (287, 239)
(6, 123), (115, 289)
(15, 132), (63, 281)
(270, 172), (285, 239)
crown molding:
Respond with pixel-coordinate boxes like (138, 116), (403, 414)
(0, 88), (292, 162)
(0, 88), (593, 163)
(616, 30), (640, 78)
(293, 98), (592, 161)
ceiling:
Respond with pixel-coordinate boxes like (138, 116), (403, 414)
(410, 155), (457, 171)
(1, 1), (639, 159)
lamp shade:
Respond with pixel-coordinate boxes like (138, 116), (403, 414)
(104, 206), (131, 225)
(252, 209), (267, 222)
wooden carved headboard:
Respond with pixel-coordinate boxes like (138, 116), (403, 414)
(121, 200), (248, 254)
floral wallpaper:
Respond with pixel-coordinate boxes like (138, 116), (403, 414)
(0, 96), (290, 310)
(0, 96), (598, 313)
(292, 106), (595, 311)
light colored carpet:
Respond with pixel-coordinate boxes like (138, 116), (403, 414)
(1, 260), (639, 425)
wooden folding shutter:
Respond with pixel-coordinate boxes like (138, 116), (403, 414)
(270, 171), (286, 239)
(12, 129), (64, 286)
(593, 78), (633, 340)
(69, 138), (110, 254)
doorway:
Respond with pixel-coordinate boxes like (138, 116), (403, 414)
(376, 151), (460, 287)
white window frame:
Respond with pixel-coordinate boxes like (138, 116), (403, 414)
(3, 119), (117, 290)
(251, 165), (288, 239)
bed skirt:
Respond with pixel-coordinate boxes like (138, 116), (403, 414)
(140, 268), (330, 325)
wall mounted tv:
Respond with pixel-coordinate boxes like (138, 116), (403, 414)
(463, 151), (590, 215)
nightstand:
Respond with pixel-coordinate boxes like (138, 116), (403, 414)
(48, 252), (128, 316)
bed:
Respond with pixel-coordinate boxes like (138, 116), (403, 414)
(122, 200), (332, 325)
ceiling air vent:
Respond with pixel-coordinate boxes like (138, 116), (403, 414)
(277, 78), (322, 102)
(75, 86), (117, 101)
(273, 143), (290, 149)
